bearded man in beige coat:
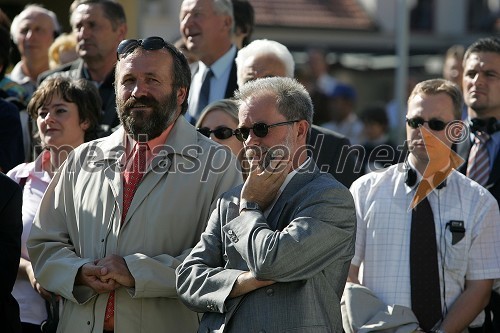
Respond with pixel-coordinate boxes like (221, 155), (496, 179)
(28, 37), (242, 333)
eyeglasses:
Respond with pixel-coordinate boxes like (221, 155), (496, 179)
(234, 120), (299, 142)
(117, 36), (179, 60)
(197, 126), (234, 140)
(406, 117), (448, 131)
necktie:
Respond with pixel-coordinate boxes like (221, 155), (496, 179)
(196, 67), (213, 118)
(410, 190), (442, 331)
(104, 142), (148, 331)
(467, 131), (490, 186)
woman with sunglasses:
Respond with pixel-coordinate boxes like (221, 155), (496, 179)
(196, 99), (243, 158)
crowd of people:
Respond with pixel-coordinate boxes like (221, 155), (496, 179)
(0, 0), (499, 332)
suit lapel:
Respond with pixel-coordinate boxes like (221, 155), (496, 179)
(455, 135), (500, 187)
(224, 58), (238, 99)
(455, 138), (471, 174)
(488, 150), (500, 187)
(267, 160), (319, 230)
(122, 116), (199, 226)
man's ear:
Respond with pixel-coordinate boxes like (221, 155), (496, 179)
(177, 86), (188, 106)
(224, 15), (233, 33)
(117, 23), (128, 41)
(296, 120), (309, 142)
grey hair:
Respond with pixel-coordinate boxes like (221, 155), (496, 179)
(196, 98), (239, 128)
(11, 4), (60, 45)
(213, 0), (234, 33)
(235, 76), (313, 127)
(235, 39), (295, 88)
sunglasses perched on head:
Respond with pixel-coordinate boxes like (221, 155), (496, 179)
(117, 36), (178, 60)
(406, 117), (448, 131)
(197, 127), (234, 140)
(234, 120), (299, 142)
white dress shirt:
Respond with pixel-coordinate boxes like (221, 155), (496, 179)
(187, 45), (237, 119)
(349, 163), (500, 327)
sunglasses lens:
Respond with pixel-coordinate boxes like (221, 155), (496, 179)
(407, 118), (423, 129)
(213, 127), (233, 140)
(252, 123), (269, 138)
(428, 119), (446, 131)
(142, 37), (166, 51)
(117, 37), (168, 59)
(234, 128), (249, 142)
(117, 39), (139, 58)
(197, 127), (211, 137)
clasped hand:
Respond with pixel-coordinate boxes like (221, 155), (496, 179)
(76, 254), (135, 294)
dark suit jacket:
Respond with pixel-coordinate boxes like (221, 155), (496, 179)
(0, 173), (23, 333)
(38, 59), (117, 136)
(456, 137), (500, 203)
(224, 60), (238, 99)
(0, 98), (24, 172)
(309, 125), (362, 187)
(177, 161), (356, 333)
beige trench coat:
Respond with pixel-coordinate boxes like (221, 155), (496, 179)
(28, 117), (242, 333)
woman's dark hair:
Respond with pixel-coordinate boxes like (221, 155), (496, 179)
(28, 77), (101, 142)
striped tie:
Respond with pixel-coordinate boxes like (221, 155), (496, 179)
(467, 132), (490, 186)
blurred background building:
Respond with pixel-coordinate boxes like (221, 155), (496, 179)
(1, 0), (499, 131)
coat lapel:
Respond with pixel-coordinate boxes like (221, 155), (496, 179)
(122, 116), (199, 226)
(267, 160), (319, 230)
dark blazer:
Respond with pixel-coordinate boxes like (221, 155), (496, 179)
(309, 125), (362, 187)
(224, 59), (238, 99)
(0, 98), (24, 172)
(456, 137), (500, 202)
(0, 173), (23, 333)
(177, 161), (356, 333)
(38, 59), (117, 136)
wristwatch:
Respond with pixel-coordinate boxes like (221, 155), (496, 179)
(239, 200), (262, 214)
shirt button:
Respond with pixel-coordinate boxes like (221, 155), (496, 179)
(228, 230), (234, 235)
(266, 288), (274, 296)
(222, 254), (228, 261)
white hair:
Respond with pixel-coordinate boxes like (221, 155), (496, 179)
(10, 4), (60, 45)
(235, 39), (295, 87)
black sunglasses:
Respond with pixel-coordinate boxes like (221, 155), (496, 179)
(197, 127), (234, 140)
(234, 120), (299, 142)
(117, 36), (179, 60)
(406, 117), (448, 131)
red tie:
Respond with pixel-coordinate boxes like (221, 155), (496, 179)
(104, 142), (148, 331)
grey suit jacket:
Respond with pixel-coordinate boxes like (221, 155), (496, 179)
(176, 161), (356, 333)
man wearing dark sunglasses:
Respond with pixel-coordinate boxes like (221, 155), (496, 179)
(348, 79), (500, 332)
(177, 76), (356, 332)
(456, 36), (500, 332)
(28, 37), (242, 333)
(234, 38), (361, 187)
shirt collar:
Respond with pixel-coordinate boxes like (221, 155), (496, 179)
(263, 157), (311, 217)
(200, 45), (236, 79)
(125, 120), (176, 157)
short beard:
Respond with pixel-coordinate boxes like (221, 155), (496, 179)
(244, 130), (294, 169)
(117, 89), (179, 142)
